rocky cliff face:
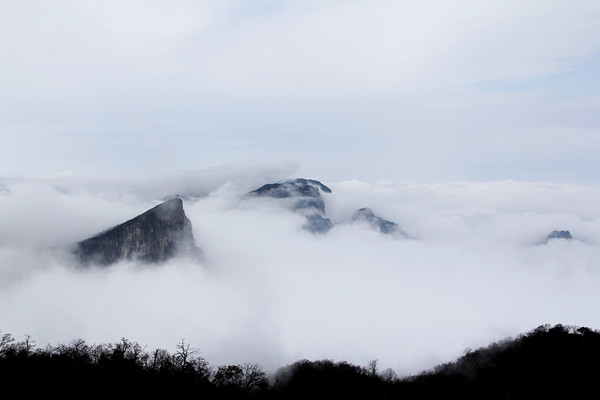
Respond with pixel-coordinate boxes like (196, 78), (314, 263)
(75, 198), (199, 265)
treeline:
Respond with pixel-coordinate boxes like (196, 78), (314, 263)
(2, 324), (600, 399)
(402, 323), (600, 399)
(0, 334), (268, 399)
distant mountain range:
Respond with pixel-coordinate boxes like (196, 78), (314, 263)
(73, 178), (575, 266)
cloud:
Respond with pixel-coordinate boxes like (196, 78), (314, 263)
(1, 173), (599, 376)
(1, 1), (599, 181)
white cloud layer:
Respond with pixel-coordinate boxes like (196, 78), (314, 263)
(1, 170), (599, 376)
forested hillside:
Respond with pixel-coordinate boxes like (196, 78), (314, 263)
(1, 324), (599, 399)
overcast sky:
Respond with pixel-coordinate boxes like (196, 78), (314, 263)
(1, 0), (600, 183)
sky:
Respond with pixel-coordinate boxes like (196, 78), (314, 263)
(1, 0), (600, 378)
(1, 0), (600, 183)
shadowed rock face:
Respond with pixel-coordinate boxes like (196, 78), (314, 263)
(547, 230), (573, 240)
(351, 207), (405, 236)
(249, 178), (331, 214)
(304, 214), (334, 234)
(75, 198), (199, 266)
(249, 178), (332, 198)
(247, 178), (333, 233)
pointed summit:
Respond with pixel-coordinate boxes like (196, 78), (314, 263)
(75, 198), (200, 266)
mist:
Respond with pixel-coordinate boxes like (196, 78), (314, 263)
(1, 168), (599, 377)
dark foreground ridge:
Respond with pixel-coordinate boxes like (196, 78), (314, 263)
(75, 198), (200, 265)
(1, 324), (599, 399)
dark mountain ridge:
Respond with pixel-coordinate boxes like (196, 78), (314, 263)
(402, 323), (600, 399)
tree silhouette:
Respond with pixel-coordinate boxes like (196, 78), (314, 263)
(241, 363), (269, 392)
(2, 324), (600, 399)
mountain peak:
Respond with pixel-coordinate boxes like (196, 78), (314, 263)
(75, 198), (200, 266)
(248, 178), (332, 199)
(247, 178), (333, 233)
(546, 230), (573, 240)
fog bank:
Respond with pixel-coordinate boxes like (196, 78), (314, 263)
(1, 173), (599, 376)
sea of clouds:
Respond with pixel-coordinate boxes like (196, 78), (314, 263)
(1, 166), (599, 377)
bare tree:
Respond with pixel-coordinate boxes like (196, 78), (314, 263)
(68, 338), (90, 362)
(380, 367), (399, 383)
(0, 332), (14, 351)
(241, 363), (269, 392)
(174, 339), (200, 370)
(367, 359), (378, 377)
(107, 337), (146, 363)
(89, 343), (109, 365)
(213, 365), (244, 388)
(150, 348), (174, 372)
(17, 334), (35, 356)
(190, 354), (212, 380)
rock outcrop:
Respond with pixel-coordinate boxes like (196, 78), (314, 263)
(546, 230), (573, 241)
(304, 214), (334, 234)
(247, 178), (333, 233)
(247, 179), (411, 237)
(351, 208), (403, 235)
(75, 198), (200, 265)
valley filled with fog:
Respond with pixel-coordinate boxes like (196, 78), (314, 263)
(1, 169), (599, 376)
